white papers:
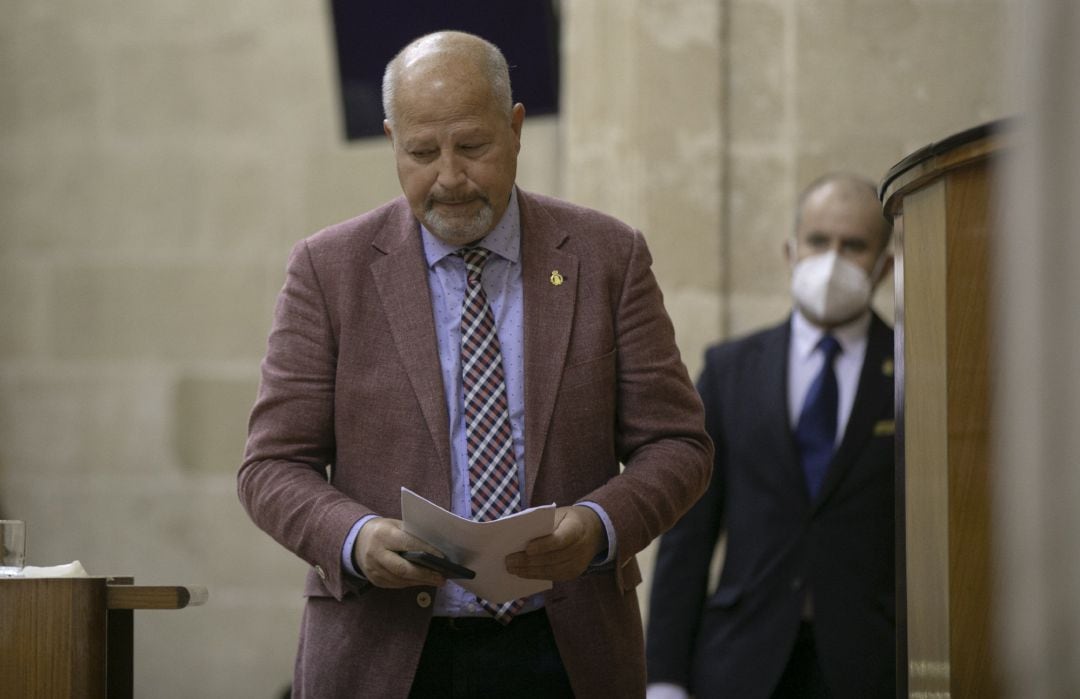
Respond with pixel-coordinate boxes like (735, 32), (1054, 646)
(400, 487), (555, 603)
(21, 560), (89, 578)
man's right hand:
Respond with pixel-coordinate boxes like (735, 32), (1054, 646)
(352, 517), (447, 588)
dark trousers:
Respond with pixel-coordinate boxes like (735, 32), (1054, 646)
(771, 622), (831, 699)
(409, 608), (575, 698)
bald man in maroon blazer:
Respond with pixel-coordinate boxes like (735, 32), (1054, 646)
(238, 31), (711, 698)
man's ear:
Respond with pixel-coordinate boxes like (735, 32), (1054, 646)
(873, 254), (895, 288)
(510, 103), (525, 153)
(383, 120), (394, 143)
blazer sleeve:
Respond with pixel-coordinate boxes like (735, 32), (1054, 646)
(645, 345), (728, 687)
(585, 229), (713, 585)
(237, 238), (371, 600)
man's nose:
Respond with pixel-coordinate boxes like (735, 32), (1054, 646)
(435, 151), (467, 189)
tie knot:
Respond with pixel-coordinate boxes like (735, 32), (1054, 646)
(818, 334), (841, 362)
(456, 247), (491, 284)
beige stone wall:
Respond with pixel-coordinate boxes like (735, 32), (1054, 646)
(0, 5), (557, 696)
(562, 0), (725, 382)
(719, 0), (1011, 336)
(1, 1), (1010, 695)
(560, 0), (1014, 623)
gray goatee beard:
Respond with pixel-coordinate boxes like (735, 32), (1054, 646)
(424, 198), (495, 244)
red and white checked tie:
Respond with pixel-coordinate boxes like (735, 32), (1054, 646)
(457, 246), (526, 623)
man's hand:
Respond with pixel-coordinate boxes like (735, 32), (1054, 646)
(352, 517), (447, 588)
(505, 505), (605, 581)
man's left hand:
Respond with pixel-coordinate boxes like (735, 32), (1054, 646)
(505, 505), (605, 581)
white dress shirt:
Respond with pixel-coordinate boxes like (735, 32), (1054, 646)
(787, 309), (871, 442)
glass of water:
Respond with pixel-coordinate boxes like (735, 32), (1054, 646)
(0, 520), (26, 576)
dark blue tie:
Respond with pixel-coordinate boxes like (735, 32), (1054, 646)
(795, 335), (842, 499)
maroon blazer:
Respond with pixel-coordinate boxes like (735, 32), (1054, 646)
(239, 189), (712, 698)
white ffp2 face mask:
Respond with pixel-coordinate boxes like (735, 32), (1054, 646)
(790, 250), (874, 326)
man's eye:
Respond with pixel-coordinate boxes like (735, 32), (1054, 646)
(410, 149), (436, 159)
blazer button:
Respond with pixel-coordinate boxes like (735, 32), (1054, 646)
(790, 577), (803, 591)
(314, 564), (327, 580)
(416, 592), (432, 608)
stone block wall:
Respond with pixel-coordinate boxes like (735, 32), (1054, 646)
(560, 0), (1013, 623)
(2, 1), (1010, 695)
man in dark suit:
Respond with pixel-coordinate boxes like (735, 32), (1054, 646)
(646, 173), (896, 699)
(238, 31), (712, 698)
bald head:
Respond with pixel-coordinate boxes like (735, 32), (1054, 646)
(786, 172), (894, 327)
(380, 31), (525, 246)
(795, 172), (892, 252)
(382, 31), (513, 127)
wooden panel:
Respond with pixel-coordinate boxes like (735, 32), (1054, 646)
(900, 180), (953, 696)
(0, 578), (207, 698)
(0, 578), (107, 698)
(884, 121), (1004, 698)
(944, 163), (996, 698)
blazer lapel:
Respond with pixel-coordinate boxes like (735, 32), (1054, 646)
(369, 205), (452, 492)
(815, 313), (894, 507)
(518, 193), (578, 503)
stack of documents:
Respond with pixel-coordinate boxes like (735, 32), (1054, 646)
(400, 488), (555, 603)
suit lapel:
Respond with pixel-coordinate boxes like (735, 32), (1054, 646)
(518, 193), (578, 503)
(369, 204), (452, 488)
(815, 314), (894, 507)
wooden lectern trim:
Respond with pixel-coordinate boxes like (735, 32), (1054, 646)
(106, 584), (208, 610)
(880, 118), (1014, 217)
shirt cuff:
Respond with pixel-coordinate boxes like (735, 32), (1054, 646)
(646, 683), (690, 699)
(578, 501), (616, 566)
(341, 514), (379, 577)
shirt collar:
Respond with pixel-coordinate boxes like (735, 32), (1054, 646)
(421, 187), (521, 268)
(791, 307), (872, 361)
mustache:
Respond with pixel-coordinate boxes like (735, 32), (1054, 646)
(426, 192), (491, 209)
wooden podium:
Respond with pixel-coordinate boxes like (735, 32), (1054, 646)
(881, 120), (1009, 698)
(0, 577), (207, 698)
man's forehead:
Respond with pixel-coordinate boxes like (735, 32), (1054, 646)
(798, 198), (882, 235)
(395, 66), (491, 111)
(396, 119), (494, 145)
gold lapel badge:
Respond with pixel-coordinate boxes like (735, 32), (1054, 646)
(881, 358), (894, 377)
(874, 419), (895, 437)
(550, 270), (564, 286)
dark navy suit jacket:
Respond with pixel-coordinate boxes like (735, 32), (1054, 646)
(646, 314), (896, 698)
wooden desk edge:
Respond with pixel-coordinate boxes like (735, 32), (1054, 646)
(106, 584), (209, 610)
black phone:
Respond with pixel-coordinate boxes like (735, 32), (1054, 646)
(399, 551), (476, 579)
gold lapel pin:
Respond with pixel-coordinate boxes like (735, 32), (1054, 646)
(874, 419), (895, 436)
(882, 358), (894, 377)
(550, 270), (564, 286)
